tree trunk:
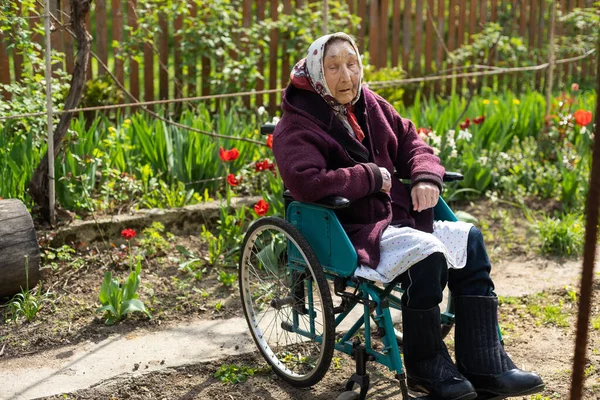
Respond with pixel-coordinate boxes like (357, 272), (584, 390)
(0, 200), (41, 298)
(28, 0), (93, 223)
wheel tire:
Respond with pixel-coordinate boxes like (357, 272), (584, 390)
(336, 391), (360, 400)
(239, 217), (335, 388)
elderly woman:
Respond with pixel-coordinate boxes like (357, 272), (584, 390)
(272, 33), (544, 400)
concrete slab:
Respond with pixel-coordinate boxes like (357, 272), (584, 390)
(0, 305), (402, 400)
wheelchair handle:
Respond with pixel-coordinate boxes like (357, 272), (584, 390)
(260, 123), (277, 135)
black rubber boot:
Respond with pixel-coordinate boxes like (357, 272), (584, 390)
(402, 305), (477, 400)
(454, 295), (545, 400)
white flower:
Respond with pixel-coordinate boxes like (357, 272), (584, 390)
(450, 149), (458, 158)
(479, 156), (488, 165)
(433, 147), (440, 156)
(447, 136), (456, 149)
(257, 106), (266, 116)
(499, 152), (510, 161)
(581, 126), (587, 135)
(448, 129), (455, 137)
(271, 117), (280, 124)
(458, 129), (472, 141)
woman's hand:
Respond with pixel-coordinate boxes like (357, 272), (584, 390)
(411, 182), (440, 212)
(379, 167), (392, 193)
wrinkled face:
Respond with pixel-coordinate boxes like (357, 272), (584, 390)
(323, 40), (361, 105)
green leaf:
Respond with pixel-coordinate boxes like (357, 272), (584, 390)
(121, 299), (151, 318)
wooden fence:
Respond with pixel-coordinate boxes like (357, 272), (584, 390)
(0, 0), (596, 114)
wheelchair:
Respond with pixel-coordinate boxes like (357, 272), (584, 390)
(238, 124), (494, 400)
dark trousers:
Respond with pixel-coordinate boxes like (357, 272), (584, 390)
(399, 227), (495, 309)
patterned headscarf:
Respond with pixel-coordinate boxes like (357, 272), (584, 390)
(290, 33), (366, 142)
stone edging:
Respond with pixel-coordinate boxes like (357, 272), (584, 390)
(49, 196), (263, 247)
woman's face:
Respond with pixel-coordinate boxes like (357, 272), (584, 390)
(323, 40), (361, 105)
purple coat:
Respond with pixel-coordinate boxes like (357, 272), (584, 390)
(272, 85), (445, 269)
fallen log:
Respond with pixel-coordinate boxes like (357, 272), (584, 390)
(0, 199), (41, 298)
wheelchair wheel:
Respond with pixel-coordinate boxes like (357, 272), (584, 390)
(239, 217), (335, 387)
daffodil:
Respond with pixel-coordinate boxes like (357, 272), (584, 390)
(513, 99), (520, 105)
(483, 99), (490, 105)
(493, 100), (499, 105)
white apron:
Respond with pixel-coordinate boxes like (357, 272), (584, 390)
(354, 220), (474, 283)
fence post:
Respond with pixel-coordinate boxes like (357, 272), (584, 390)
(569, 38), (600, 400)
(44, 0), (55, 225)
(545, 0), (556, 118)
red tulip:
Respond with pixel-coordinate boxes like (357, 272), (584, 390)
(227, 173), (241, 187)
(219, 147), (240, 162)
(254, 199), (269, 216)
(266, 134), (273, 149)
(573, 110), (592, 127)
(473, 115), (485, 125)
(121, 228), (137, 240)
(255, 159), (276, 172)
(459, 118), (471, 130)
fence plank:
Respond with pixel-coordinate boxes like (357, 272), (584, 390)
(391, 0), (400, 67)
(479, 0), (487, 87)
(112, 0), (124, 86)
(281, 0), (292, 90)
(424, 0), (434, 94)
(536, 0), (545, 90)
(457, 0), (466, 89)
(435, 0), (445, 94)
(86, 14), (93, 80)
(256, 0), (266, 107)
(529, 0), (537, 92)
(493, 0), (503, 89)
(268, 0), (279, 115)
(558, 0), (567, 90)
(96, 0), (108, 75)
(0, 33), (11, 100)
(480, 0), (486, 26)
(242, 0), (252, 108)
(50, 0), (63, 74)
(174, 13), (183, 103)
(380, 0), (389, 67)
(413, 0), (423, 76)
(357, 0), (367, 53)
(159, 14), (169, 101)
(188, 1), (197, 97)
(469, 0), (476, 43)
(369, 0), (380, 67)
(144, 40), (155, 106)
(63, 0), (75, 73)
(127, 0), (140, 105)
(578, 0), (587, 85)
(446, 0), (457, 95)
(13, 3), (23, 82)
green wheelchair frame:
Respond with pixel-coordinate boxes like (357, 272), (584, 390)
(284, 187), (460, 400)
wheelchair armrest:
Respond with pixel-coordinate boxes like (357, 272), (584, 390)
(283, 190), (351, 209)
(260, 123), (277, 135)
(393, 171), (464, 183)
(443, 172), (463, 182)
